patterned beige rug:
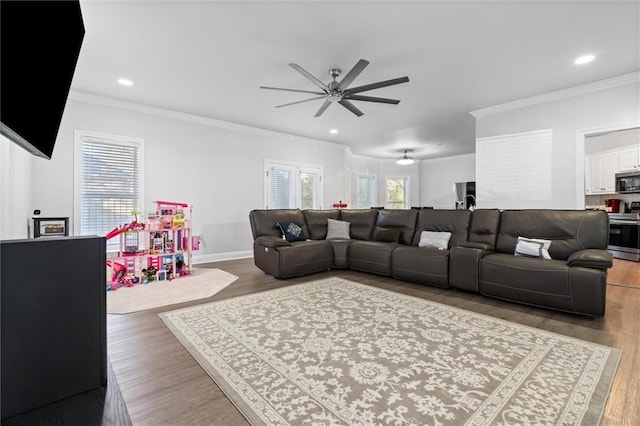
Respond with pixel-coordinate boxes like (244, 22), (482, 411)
(107, 268), (238, 314)
(160, 277), (620, 425)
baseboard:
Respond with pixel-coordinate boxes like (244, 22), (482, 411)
(192, 251), (253, 265)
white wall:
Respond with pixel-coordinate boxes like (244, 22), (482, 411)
(420, 153), (475, 209)
(475, 81), (639, 209)
(30, 96), (346, 262)
(0, 135), (33, 240)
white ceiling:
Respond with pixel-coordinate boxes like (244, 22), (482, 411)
(72, 0), (640, 160)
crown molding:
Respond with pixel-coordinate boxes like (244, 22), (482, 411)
(469, 72), (640, 118)
(67, 90), (339, 146)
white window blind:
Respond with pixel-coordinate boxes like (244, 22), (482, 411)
(476, 129), (552, 209)
(386, 176), (409, 209)
(356, 174), (376, 208)
(270, 167), (294, 209)
(75, 132), (144, 251)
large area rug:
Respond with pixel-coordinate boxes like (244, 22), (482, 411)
(159, 277), (620, 425)
(107, 268), (238, 314)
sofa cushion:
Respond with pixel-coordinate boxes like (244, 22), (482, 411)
(514, 237), (552, 259)
(339, 209), (379, 240)
(326, 219), (351, 240)
(412, 209), (471, 247)
(374, 209), (418, 245)
(496, 210), (609, 260)
(303, 209), (340, 240)
(418, 231), (451, 250)
(277, 221), (307, 242)
(373, 227), (402, 243)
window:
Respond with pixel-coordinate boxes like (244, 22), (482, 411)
(74, 130), (144, 251)
(356, 174), (376, 208)
(265, 160), (322, 209)
(386, 176), (409, 209)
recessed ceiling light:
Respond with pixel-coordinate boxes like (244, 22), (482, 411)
(329, 129), (338, 134)
(574, 55), (595, 65)
(118, 78), (134, 86)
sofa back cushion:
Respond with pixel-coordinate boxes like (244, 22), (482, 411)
(302, 209), (341, 240)
(373, 209), (419, 245)
(468, 209), (501, 249)
(249, 209), (309, 239)
(412, 209), (471, 248)
(496, 210), (609, 260)
(338, 209), (379, 240)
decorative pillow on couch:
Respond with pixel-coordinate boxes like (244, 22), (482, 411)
(514, 236), (552, 259)
(418, 231), (451, 250)
(326, 219), (351, 240)
(277, 221), (307, 242)
(373, 227), (403, 243)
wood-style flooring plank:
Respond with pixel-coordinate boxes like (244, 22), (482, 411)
(106, 258), (640, 426)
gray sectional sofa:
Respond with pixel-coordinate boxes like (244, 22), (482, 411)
(249, 208), (612, 316)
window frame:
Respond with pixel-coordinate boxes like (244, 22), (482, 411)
(73, 130), (145, 244)
(263, 159), (323, 210)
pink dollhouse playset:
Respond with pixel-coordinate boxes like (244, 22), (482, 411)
(106, 201), (197, 290)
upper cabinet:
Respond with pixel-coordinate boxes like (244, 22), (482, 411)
(618, 146), (640, 172)
(585, 151), (618, 194)
(585, 144), (640, 195)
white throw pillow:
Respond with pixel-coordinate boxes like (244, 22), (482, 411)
(418, 231), (451, 250)
(326, 219), (351, 240)
(514, 237), (552, 259)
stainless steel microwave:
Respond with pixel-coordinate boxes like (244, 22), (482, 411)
(616, 171), (640, 193)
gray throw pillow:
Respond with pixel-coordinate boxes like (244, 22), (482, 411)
(326, 219), (351, 240)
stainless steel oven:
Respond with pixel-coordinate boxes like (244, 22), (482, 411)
(608, 213), (640, 262)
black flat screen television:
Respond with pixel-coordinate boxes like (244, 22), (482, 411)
(0, 1), (85, 160)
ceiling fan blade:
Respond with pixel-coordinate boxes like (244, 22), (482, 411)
(275, 96), (326, 108)
(345, 76), (410, 95)
(289, 63), (330, 91)
(345, 94), (400, 104)
(260, 86), (325, 95)
(314, 100), (332, 117)
(338, 99), (364, 117)
(336, 59), (369, 91)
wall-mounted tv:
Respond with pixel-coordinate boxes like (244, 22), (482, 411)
(0, 1), (85, 160)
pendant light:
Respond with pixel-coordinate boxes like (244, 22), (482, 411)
(396, 149), (415, 165)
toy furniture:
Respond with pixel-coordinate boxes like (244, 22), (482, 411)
(107, 201), (194, 288)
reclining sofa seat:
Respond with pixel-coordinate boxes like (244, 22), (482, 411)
(477, 210), (611, 316)
(392, 209), (472, 287)
(250, 209), (333, 278)
(347, 209), (418, 276)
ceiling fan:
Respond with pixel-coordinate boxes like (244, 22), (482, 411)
(260, 59), (409, 117)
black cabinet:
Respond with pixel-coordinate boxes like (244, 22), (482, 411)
(1, 236), (107, 419)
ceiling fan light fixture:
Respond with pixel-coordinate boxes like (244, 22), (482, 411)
(396, 150), (415, 165)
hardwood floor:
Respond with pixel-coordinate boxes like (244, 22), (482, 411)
(608, 258), (640, 288)
(107, 258), (640, 425)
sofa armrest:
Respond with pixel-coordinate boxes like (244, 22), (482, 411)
(566, 249), (613, 269)
(255, 236), (291, 248)
(459, 241), (494, 251)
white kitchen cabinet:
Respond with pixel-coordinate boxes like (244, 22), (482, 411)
(617, 146), (640, 171)
(585, 152), (618, 194)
